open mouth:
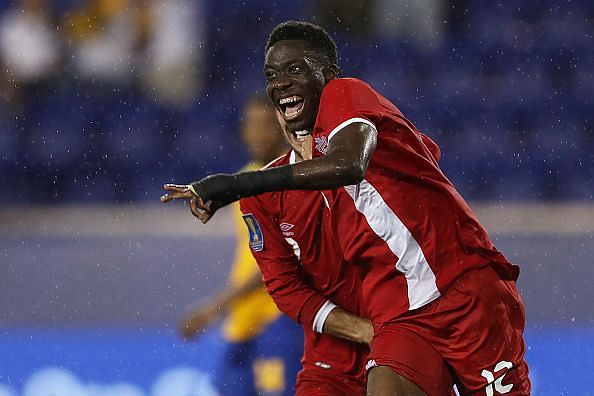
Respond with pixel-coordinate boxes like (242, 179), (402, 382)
(278, 95), (305, 120)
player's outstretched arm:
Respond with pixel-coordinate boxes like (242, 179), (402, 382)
(161, 123), (376, 223)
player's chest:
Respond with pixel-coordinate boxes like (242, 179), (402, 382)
(275, 191), (328, 252)
(277, 191), (344, 288)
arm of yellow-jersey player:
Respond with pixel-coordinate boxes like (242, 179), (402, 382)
(180, 272), (264, 339)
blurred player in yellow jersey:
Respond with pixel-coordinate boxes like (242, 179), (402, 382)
(181, 95), (303, 396)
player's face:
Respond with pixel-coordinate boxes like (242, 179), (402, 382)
(264, 40), (326, 135)
(241, 103), (284, 164)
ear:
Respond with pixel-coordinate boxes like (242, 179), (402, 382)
(323, 64), (340, 83)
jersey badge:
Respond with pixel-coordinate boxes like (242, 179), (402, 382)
(314, 136), (328, 154)
(242, 213), (264, 252)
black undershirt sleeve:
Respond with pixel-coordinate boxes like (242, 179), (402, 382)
(190, 165), (295, 205)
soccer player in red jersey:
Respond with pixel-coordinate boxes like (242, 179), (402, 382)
(162, 21), (530, 395)
(240, 146), (370, 395)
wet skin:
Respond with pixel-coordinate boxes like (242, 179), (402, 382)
(162, 39), (376, 222)
(264, 39), (339, 148)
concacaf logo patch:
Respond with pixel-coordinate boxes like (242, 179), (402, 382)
(242, 213), (264, 252)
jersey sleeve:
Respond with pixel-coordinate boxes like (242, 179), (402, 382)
(239, 196), (333, 330)
(420, 132), (442, 162)
(314, 78), (382, 145)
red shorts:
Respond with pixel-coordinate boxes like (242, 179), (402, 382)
(367, 265), (530, 396)
(296, 369), (366, 395)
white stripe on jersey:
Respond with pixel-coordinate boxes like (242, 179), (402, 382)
(344, 179), (441, 310)
(327, 117), (377, 142)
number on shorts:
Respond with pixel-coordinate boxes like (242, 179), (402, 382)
(481, 360), (513, 395)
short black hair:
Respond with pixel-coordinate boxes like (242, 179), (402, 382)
(265, 21), (338, 67)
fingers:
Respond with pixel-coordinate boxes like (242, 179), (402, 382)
(200, 213), (213, 224)
(163, 183), (189, 192)
(193, 194), (209, 211)
(161, 183), (215, 224)
(160, 193), (174, 203)
(160, 184), (192, 203)
(160, 190), (192, 203)
(200, 199), (226, 224)
(189, 197), (207, 222)
(301, 135), (313, 160)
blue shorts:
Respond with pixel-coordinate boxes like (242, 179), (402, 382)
(213, 315), (303, 396)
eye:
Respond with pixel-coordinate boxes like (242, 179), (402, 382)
(264, 70), (276, 80)
(290, 65), (303, 74)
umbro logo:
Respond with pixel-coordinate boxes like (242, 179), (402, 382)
(280, 222), (295, 236)
(280, 222), (294, 232)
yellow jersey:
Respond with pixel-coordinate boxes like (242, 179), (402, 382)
(222, 162), (281, 342)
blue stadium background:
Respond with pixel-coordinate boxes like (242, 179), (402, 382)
(0, 0), (592, 395)
(0, 0), (592, 203)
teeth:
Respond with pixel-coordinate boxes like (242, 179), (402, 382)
(279, 96), (302, 105)
(294, 130), (310, 141)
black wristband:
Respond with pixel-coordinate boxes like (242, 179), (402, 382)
(190, 165), (295, 204)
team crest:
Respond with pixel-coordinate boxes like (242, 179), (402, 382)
(315, 136), (328, 154)
(242, 213), (264, 252)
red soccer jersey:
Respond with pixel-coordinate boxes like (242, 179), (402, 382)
(239, 151), (368, 382)
(312, 77), (519, 326)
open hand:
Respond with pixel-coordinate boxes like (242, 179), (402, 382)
(160, 184), (217, 224)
